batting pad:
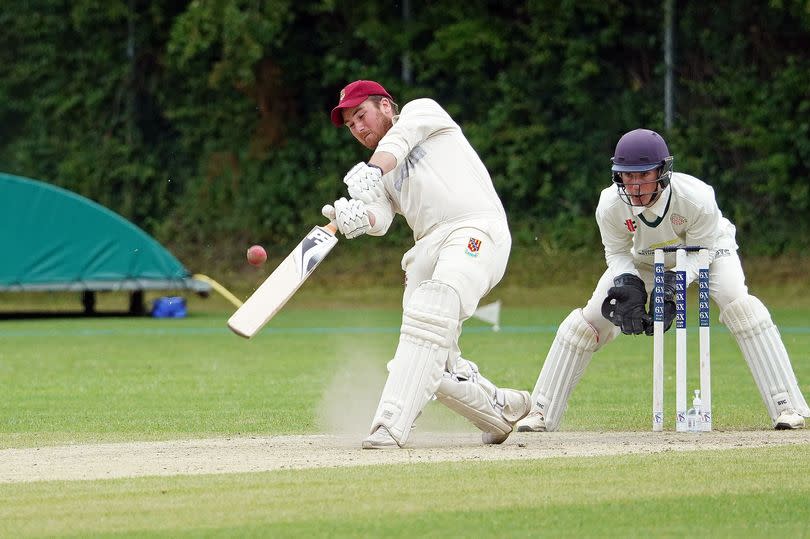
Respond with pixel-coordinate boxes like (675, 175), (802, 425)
(436, 374), (527, 436)
(720, 295), (810, 422)
(369, 280), (460, 445)
(528, 309), (599, 431)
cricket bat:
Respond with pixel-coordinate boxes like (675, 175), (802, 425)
(228, 223), (338, 338)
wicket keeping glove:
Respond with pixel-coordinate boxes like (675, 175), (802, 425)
(321, 197), (370, 239)
(644, 270), (677, 335)
(601, 273), (651, 335)
(343, 162), (384, 204)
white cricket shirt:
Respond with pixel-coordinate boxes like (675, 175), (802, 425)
(595, 172), (737, 283)
(366, 98), (506, 240)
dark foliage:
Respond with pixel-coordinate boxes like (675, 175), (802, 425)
(1, 1), (807, 260)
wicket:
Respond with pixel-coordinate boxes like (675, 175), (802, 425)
(652, 246), (712, 432)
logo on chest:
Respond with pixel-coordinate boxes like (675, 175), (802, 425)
(670, 213), (687, 226)
(466, 237), (482, 257)
(625, 219), (637, 232)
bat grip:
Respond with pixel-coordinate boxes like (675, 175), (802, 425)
(324, 221), (337, 234)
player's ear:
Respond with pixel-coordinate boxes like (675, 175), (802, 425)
(380, 97), (393, 115)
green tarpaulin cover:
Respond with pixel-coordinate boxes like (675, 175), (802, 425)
(0, 172), (209, 293)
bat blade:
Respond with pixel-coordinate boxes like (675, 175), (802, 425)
(227, 224), (338, 338)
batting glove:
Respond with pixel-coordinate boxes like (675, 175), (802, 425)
(343, 162), (384, 204)
(321, 197), (370, 239)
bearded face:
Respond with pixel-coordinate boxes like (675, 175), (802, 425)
(342, 99), (395, 150)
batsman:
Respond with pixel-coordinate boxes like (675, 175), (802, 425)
(516, 128), (809, 433)
(323, 80), (531, 449)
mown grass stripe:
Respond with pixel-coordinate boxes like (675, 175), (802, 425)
(1, 324), (809, 338)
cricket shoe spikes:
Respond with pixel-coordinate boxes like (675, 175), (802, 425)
(774, 410), (805, 430)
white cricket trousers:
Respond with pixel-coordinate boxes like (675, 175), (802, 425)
(400, 220), (511, 367)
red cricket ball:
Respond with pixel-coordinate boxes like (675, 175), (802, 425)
(246, 245), (267, 266)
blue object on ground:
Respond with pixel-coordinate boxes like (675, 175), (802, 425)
(152, 296), (187, 318)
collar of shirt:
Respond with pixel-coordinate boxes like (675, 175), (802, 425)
(632, 184), (671, 218)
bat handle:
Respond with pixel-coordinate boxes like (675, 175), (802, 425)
(324, 221), (338, 234)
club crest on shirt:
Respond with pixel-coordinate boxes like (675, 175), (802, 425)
(625, 218), (636, 232)
(670, 213), (687, 226)
(466, 237), (482, 257)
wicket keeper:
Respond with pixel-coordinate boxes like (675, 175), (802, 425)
(516, 128), (809, 432)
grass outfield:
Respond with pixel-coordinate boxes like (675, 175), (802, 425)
(2, 447), (809, 537)
(1, 285), (809, 537)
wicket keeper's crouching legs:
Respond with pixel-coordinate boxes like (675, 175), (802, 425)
(710, 250), (808, 429)
(517, 250), (809, 432)
(517, 268), (620, 433)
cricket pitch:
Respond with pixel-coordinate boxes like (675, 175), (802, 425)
(2, 430), (809, 483)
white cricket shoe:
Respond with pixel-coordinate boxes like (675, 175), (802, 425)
(362, 426), (401, 449)
(774, 410), (805, 430)
(515, 410), (547, 433)
(482, 389), (532, 445)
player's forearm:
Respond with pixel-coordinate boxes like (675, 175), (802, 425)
(368, 151), (397, 174)
(599, 226), (637, 276)
(603, 240), (637, 276)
